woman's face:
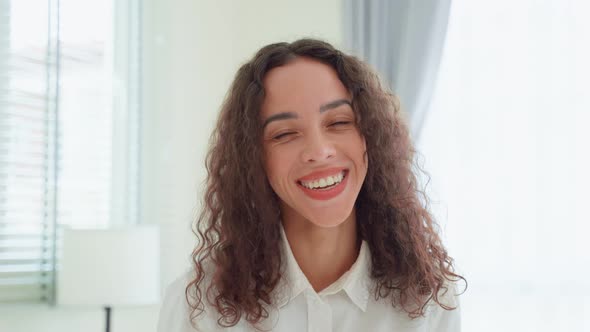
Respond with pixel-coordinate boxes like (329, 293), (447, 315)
(261, 57), (368, 228)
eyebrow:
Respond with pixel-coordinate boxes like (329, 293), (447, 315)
(262, 98), (352, 129)
(320, 99), (352, 113)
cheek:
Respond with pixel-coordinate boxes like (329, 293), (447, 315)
(348, 134), (368, 176)
(264, 149), (288, 186)
(263, 152), (276, 180)
(351, 132), (367, 159)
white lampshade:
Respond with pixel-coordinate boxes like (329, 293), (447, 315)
(57, 225), (160, 307)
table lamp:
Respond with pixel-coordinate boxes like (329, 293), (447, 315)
(57, 225), (160, 332)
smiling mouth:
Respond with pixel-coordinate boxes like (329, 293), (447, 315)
(297, 170), (348, 190)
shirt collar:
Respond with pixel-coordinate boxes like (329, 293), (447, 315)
(275, 224), (372, 312)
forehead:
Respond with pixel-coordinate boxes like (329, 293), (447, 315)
(261, 57), (350, 117)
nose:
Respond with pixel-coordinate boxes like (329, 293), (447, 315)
(300, 131), (336, 163)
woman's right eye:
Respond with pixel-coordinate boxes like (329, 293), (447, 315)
(272, 132), (295, 141)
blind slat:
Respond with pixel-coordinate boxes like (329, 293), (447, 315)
(0, 252), (52, 260)
(0, 264), (52, 273)
(0, 284), (50, 302)
(0, 275), (52, 286)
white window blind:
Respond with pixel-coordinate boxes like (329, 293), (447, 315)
(0, 0), (141, 303)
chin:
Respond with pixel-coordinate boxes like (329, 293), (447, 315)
(303, 207), (354, 228)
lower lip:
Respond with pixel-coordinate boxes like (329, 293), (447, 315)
(297, 172), (348, 201)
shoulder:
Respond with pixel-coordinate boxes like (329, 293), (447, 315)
(157, 264), (283, 332)
(157, 269), (195, 332)
(157, 268), (222, 332)
(425, 279), (463, 331)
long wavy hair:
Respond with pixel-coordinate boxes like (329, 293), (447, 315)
(186, 38), (466, 328)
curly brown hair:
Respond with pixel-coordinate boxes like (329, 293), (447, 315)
(186, 38), (466, 328)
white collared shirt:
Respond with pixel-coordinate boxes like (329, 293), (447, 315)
(157, 228), (461, 332)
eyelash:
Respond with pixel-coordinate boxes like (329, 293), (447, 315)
(272, 132), (295, 140)
(330, 121), (351, 127)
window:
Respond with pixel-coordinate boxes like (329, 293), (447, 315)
(0, 0), (141, 303)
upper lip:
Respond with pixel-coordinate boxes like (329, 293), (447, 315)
(297, 167), (348, 182)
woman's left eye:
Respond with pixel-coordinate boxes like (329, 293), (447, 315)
(329, 121), (352, 127)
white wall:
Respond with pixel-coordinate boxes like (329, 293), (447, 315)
(142, 0), (343, 296)
(0, 1), (342, 332)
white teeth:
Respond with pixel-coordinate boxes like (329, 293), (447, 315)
(327, 177), (335, 186)
(300, 171), (345, 189)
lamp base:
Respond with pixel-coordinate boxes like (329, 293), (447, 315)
(104, 306), (111, 332)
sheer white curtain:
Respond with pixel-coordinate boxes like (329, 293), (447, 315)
(418, 1), (590, 330)
(343, 0), (451, 138)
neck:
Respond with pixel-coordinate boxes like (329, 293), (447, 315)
(282, 211), (360, 292)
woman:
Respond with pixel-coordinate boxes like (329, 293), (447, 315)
(158, 38), (465, 332)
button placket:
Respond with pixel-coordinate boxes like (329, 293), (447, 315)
(306, 293), (332, 332)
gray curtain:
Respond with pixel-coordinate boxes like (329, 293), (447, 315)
(343, 0), (452, 139)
